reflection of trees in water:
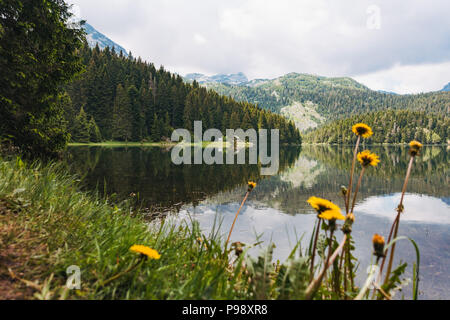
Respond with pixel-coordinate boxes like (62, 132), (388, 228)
(66, 146), (301, 211)
(256, 145), (448, 215)
(65, 145), (447, 215)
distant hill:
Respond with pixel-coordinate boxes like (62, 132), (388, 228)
(441, 83), (450, 92)
(378, 90), (399, 95)
(83, 23), (128, 57)
(193, 72), (449, 131)
(185, 72), (248, 85)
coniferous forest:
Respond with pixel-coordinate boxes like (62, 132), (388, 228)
(64, 45), (301, 145)
(304, 110), (449, 144)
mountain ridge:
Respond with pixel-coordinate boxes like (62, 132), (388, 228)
(441, 82), (450, 92)
(83, 23), (128, 57)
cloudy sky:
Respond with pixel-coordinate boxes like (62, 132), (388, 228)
(69, 0), (450, 94)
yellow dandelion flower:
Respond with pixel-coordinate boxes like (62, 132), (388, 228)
(352, 123), (373, 138)
(130, 245), (161, 260)
(318, 209), (346, 221)
(307, 197), (341, 214)
(357, 150), (380, 167)
(409, 140), (423, 156)
(248, 181), (257, 191)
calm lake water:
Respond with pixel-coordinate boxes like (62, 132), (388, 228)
(66, 145), (450, 300)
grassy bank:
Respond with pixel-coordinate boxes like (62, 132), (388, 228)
(0, 157), (254, 299)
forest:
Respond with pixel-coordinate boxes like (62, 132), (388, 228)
(303, 110), (449, 144)
(64, 45), (301, 145)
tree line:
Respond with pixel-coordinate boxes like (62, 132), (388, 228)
(65, 45), (301, 144)
(303, 110), (449, 145)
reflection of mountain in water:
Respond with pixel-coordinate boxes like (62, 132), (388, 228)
(202, 145), (448, 215)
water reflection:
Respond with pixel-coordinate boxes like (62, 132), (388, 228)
(66, 145), (449, 299)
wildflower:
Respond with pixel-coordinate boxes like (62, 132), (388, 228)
(318, 210), (346, 221)
(342, 213), (355, 234)
(372, 234), (386, 259)
(231, 241), (245, 257)
(341, 186), (348, 197)
(130, 245), (161, 260)
(307, 196), (341, 215)
(357, 150), (380, 167)
(248, 181), (257, 192)
(409, 140), (423, 156)
(346, 213), (355, 223)
(352, 123), (373, 139)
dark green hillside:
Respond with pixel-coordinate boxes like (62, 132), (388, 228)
(303, 110), (449, 145)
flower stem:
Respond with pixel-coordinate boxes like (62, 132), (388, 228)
(382, 155), (415, 285)
(346, 136), (361, 214)
(310, 218), (322, 280)
(100, 256), (144, 287)
(350, 167), (366, 214)
(225, 191), (250, 251)
(305, 229), (336, 300)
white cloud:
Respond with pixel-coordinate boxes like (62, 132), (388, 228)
(193, 33), (207, 45)
(68, 0), (450, 93)
(354, 61), (450, 94)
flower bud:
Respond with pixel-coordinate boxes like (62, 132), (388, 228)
(372, 234), (386, 258)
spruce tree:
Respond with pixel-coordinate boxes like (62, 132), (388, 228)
(112, 84), (133, 141)
(72, 107), (91, 143)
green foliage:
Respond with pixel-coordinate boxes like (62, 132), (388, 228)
(111, 84), (133, 141)
(65, 46), (301, 144)
(71, 107), (90, 143)
(275, 257), (309, 300)
(304, 110), (449, 144)
(244, 245), (276, 300)
(0, 0), (85, 156)
(381, 262), (409, 299)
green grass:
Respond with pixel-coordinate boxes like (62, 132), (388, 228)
(0, 157), (258, 299)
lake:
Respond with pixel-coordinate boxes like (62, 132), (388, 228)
(66, 145), (449, 300)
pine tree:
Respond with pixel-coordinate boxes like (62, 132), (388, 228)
(88, 117), (102, 142)
(112, 84), (133, 141)
(72, 107), (91, 143)
(150, 113), (161, 142)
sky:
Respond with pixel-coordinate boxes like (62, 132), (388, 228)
(69, 0), (450, 94)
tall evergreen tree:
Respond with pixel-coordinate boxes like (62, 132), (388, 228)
(0, 0), (85, 156)
(112, 84), (133, 141)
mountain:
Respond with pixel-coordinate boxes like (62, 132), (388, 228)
(378, 90), (398, 95)
(441, 82), (450, 92)
(185, 72), (248, 85)
(194, 72), (449, 131)
(83, 23), (128, 57)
